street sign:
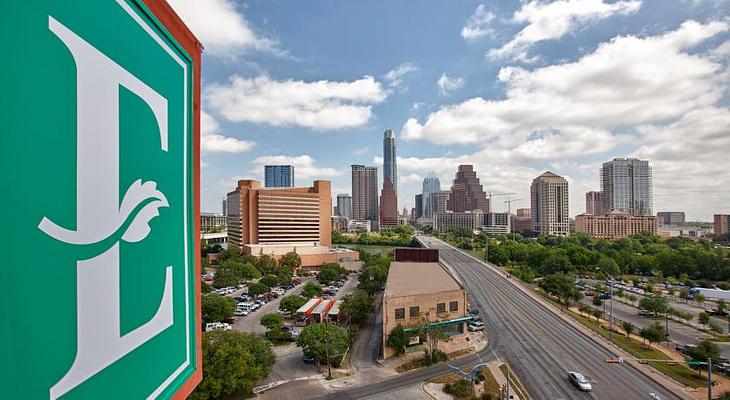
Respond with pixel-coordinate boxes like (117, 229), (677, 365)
(0, 1), (202, 399)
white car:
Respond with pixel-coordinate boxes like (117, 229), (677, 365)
(205, 322), (232, 332)
(568, 371), (592, 392)
(272, 288), (285, 295)
(467, 321), (485, 331)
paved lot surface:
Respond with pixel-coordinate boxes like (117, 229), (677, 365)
(232, 277), (314, 336)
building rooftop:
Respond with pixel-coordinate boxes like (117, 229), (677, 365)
(385, 261), (462, 298)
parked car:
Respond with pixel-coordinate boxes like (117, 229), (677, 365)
(272, 288), (285, 295)
(302, 353), (315, 363)
(599, 293), (611, 300)
(205, 322), (232, 332)
(468, 321), (485, 331)
(468, 307), (479, 315)
(585, 290), (596, 297)
(568, 371), (592, 391)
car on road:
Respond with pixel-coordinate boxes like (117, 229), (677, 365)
(599, 293), (611, 300)
(568, 371), (592, 391)
(468, 321), (485, 331)
(638, 309), (653, 316)
(649, 393), (661, 399)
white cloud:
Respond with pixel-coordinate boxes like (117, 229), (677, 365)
(437, 73), (466, 95)
(167, 0), (285, 57)
(200, 111), (255, 153)
(250, 155), (344, 180)
(400, 20), (730, 220)
(399, 173), (423, 184)
(353, 146), (370, 156)
(488, 0), (642, 61)
(383, 63), (418, 91)
(206, 75), (388, 130)
(461, 4), (496, 40)
(404, 20), (728, 152)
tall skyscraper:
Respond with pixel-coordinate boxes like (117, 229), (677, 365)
(383, 129), (397, 194)
(264, 165), (295, 187)
(601, 158), (653, 216)
(379, 179), (398, 229)
(531, 171), (570, 236)
(414, 194), (423, 219)
(447, 165), (489, 213)
(585, 191), (603, 215)
(421, 173), (441, 218)
(222, 197), (228, 216)
(336, 194), (353, 219)
(351, 165), (379, 225)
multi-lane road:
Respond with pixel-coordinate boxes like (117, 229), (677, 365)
(329, 236), (685, 399)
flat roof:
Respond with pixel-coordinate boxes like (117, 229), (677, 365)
(385, 261), (462, 298)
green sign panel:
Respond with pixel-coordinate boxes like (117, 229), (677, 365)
(1, 1), (198, 398)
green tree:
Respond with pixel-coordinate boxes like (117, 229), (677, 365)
(639, 322), (668, 348)
(709, 320), (724, 338)
(301, 282), (324, 299)
(597, 257), (621, 277)
(260, 313), (284, 330)
(387, 324), (411, 355)
(592, 296), (603, 307)
(280, 295), (307, 314)
(296, 323), (349, 365)
(256, 255), (278, 275)
(417, 312), (450, 365)
(201, 294), (236, 324)
(279, 251), (302, 271)
(358, 265), (388, 296)
(260, 313), (289, 342)
(699, 312), (711, 331)
(578, 304), (591, 316)
(639, 296), (669, 318)
(622, 321), (635, 337)
(213, 260), (243, 288)
(318, 266), (340, 284)
(241, 263), (261, 283)
(248, 282), (268, 298)
(687, 340), (722, 365)
(539, 273), (583, 306)
(190, 330), (275, 400)
(340, 290), (374, 326)
(591, 309), (603, 321)
(260, 274), (280, 289)
(718, 299), (728, 314)
(694, 294), (706, 310)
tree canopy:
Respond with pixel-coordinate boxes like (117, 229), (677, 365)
(201, 294), (236, 324)
(539, 273), (583, 306)
(190, 330), (275, 400)
(301, 282), (324, 299)
(280, 295), (308, 313)
(296, 323), (349, 365)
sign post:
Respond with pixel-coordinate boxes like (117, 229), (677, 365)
(0, 1), (202, 398)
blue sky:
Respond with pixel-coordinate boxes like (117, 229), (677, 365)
(169, 0), (730, 221)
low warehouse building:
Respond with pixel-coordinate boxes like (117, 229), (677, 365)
(382, 251), (469, 359)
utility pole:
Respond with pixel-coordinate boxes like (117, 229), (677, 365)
(609, 277), (614, 342)
(325, 322), (332, 380)
(708, 357), (712, 400)
(503, 197), (522, 242)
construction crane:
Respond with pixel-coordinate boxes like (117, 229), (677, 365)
(487, 192), (517, 201)
(504, 197), (522, 240)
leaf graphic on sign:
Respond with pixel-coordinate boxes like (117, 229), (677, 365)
(119, 179), (169, 243)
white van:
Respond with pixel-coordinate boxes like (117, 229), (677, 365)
(238, 302), (254, 313)
(205, 322), (232, 332)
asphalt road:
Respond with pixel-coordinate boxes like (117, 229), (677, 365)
(326, 237), (682, 399)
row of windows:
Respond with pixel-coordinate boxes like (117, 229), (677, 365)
(393, 301), (459, 320)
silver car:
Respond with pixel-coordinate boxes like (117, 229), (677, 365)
(568, 371), (592, 391)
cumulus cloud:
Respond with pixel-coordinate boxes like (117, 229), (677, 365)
(404, 20), (728, 151)
(489, 0), (642, 61)
(250, 155), (344, 179)
(200, 111), (255, 153)
(383, 63), (418, 91)
(167, 0), (286, 57)
(437, 74), (466, 95)
(461, 4), (496, 40)
(206, 75), (388, 130)
(401, 20), (730, 219)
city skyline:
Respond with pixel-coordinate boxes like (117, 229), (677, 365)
(175, 0), (730, 221)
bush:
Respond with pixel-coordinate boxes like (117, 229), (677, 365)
(443, 379), (472, 397)
(424, 349), (447, 365)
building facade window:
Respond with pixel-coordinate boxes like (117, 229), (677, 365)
(395, 308), (405, 320)
(449, 301), (459, 312)
(409, 306), (419, 318)
(436, 303), (446, 313)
